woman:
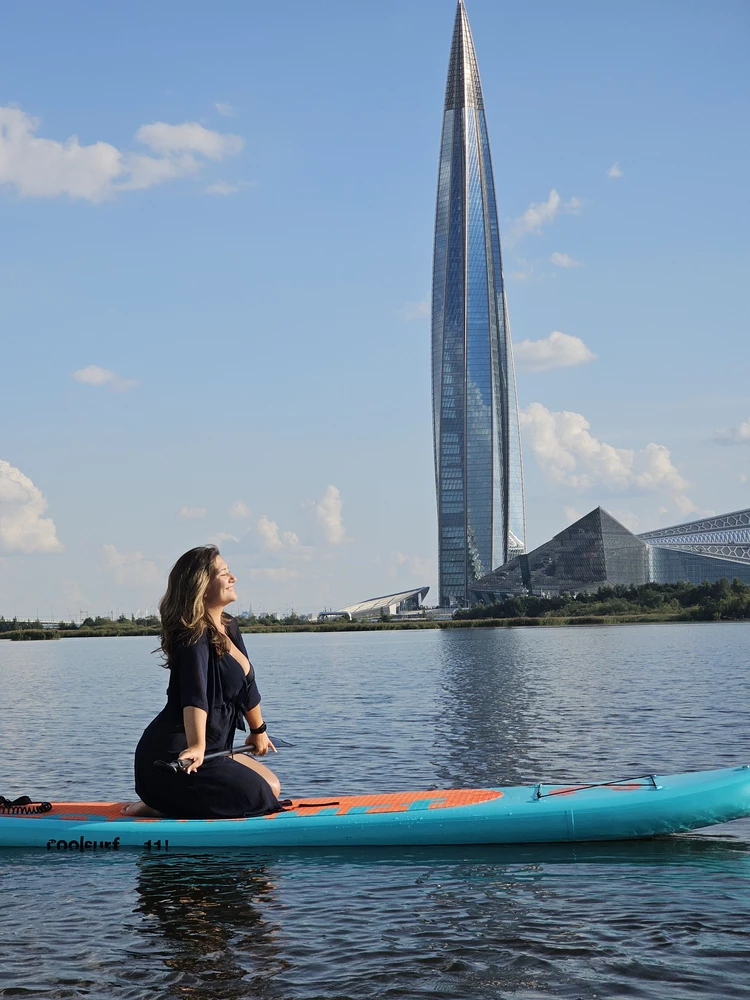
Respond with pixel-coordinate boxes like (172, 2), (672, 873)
(123, 545), (281, 818)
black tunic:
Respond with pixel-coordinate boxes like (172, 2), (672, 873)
(133, 618), (279, 818)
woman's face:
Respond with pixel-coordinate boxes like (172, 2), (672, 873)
(205, 557), (237, 608)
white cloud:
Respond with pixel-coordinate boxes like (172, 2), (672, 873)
(0, 459), (63, 554)
(212, 532), (239, 545)
(206, 181), (239, 195)
(514, 331), (596, 371)
(179, 506), (207, 519)
(257, 515), (299, 551)
(510, 189), (581, 242)
(392, 552), (434, 581)
(229, 500), (252, 520)
(714, 417), (750, 445)
(0, 106), (243, 203)
(71, 365), (136, 390)
(520, 402), (697, 513)
(312, 485), (347, 544)
(550, 251), (582, 268)
(101, 544), (159, 587)
(608, 162), (623, 179)
(214, 102), (235, 117)
(740, 473), (748, 484)
(135, 122), (242, 160)
(611, 509), (641, 531)
(508, 260), (535, 282)
(401, 299), (430, 320)
(563, 506), (583, 524)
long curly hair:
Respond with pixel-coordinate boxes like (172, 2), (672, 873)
(158, 545), (230, 662)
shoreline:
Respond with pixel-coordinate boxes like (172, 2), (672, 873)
(2, 613), (749, 640)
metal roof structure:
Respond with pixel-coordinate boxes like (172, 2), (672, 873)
(338, 587), (430, 618)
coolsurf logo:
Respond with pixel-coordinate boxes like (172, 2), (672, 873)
(46, 837), (121, 851)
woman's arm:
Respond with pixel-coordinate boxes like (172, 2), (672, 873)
(178, 706), (208, 773)
(243, 704), (276, 756)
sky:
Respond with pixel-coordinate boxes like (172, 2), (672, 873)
(1, 0), (748, 619)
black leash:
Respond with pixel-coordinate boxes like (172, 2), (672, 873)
(0, 795), (52, 815)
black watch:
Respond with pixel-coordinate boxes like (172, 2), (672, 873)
(250, 722), (267, 735)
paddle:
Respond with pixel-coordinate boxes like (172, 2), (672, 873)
(155, 738), (295, 774)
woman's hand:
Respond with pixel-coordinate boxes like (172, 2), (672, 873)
(178, 744), (205, 774)
(245, 731), (276, 756)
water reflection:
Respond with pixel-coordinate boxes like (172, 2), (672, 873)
(134, 853), (286, 999)
(432, 629), (540, 788)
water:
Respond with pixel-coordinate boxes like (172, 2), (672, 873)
(1, 623), (749, 999)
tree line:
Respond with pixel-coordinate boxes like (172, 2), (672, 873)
(454, 578), (750, 621)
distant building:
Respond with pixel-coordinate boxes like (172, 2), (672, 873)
(470, 507), (750, 603)
(432, 2), (525, 608)
(638, 508), (750, 563)
(322, 587), (430, 621)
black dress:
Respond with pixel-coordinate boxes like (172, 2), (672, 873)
(133, 618), (279, 818)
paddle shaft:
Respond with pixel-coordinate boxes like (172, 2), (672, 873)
(155, 740), (293, 773)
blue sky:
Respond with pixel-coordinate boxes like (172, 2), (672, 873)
(1, 0), (748, 618)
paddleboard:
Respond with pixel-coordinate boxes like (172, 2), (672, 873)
(1, 765), (748, 850)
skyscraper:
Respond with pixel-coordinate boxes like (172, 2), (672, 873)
(432, 0), (525, 606)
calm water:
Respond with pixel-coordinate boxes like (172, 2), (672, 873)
(1, 623), (749, 999)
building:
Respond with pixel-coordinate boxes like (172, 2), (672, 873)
(638, 508), (750, 563)
(431, 1), (525, 608)
(319, 588), (430, 622)
(469, 507), (750, 603)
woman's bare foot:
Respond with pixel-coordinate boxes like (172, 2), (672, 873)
(121, 800), (164, 818)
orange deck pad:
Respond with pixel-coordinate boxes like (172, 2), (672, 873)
(270, 788), (503, 819)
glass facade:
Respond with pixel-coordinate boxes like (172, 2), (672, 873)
(432, 1), (525, 606)
(639, 508), (750, 563)
(470, 507), (750, 603)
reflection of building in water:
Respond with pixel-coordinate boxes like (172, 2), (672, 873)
(135, 854), (283, 997)
(471, 507), (750, 601)
(431, 628), (538, 788)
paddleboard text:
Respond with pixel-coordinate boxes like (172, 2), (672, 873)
(46, 837), (121, 851)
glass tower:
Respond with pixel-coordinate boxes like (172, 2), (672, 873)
(432, 0), (525, 606)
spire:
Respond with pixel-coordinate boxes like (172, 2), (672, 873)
(444, 0), (484, 112)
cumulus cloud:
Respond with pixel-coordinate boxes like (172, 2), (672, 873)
(0, 459), (63, 554)
(257, 515), (300, 551)
(549, 251), (582, 268)
(312, 485), (347, 544)
(393, 552), (435, 581)
(212, 532), (239, 545)
(520, 402), (697, 513)
(71, 365), (136, 390)
(134, 122), (242, 160)
(608, 162), (623, 179)
(401, 299), (430, 320)
(563, 505), (583, 524)
(206, 181), (239, 195)
(101, 544), (159, 587)
(510, 189), (581, 242)
(214, 102), (234, 117)
(514, 331), (596, 371)
(714, 417), (750, 445)
(179, 506), (207, 519)
(229, 500), (252, 520)
(611, 509), (641, 531)
(0, 106), (243, 203)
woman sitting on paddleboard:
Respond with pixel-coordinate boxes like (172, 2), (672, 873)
(123, 545), (281, 818)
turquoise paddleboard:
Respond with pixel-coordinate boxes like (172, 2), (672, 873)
(1, 766), (748, 851)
